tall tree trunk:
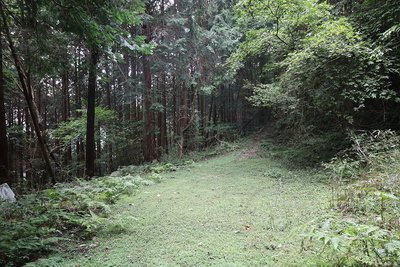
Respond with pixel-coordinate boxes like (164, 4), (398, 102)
(85, 48), (99, 177)
(1, 8), (55, 184)
(199, 93), (207, 139)
(130, 53), (139, 122)
(61, 70), (72, 165)
(175, 81), (181, 138)
(159, 0), (167, 154)
(160, 73), (167, 152)
(104, 60), (114, 170)
(142, 4), (157, 162)
(73, 49), (85, 170)
(25, 108), (34, 186)
(0, 31), (9, 184)
(179, 86), (197, 158)
(122, 54), (131, 121)
(96, 122), (102, 175)
(142, 51), (156, 161)
(129, 51), (141, 145)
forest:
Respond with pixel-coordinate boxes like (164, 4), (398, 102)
(1, 0), (400, 266)
(0, 0), (399, 187)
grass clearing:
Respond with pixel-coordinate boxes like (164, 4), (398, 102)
(53, 147), (331, 266)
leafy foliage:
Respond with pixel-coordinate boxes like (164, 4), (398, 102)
(41, 0), (151, 53)
(230, 0), (333, 70)
(279, 18), (398, 128)
(230, 0), (400, 148)
(302, 216), (400, 266)
(0, 171), (156, 266)
(49, 107), (140, 177)
(260, 131), (350, 167)
(301, 130), (400, 266)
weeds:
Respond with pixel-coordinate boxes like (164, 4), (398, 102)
(0, 172), (160, 266)
(302, 216), (400, 266)
(302, 130), (400, 266)
(0, 162), (181, 266)
(7, 131), (399, 266)
(262, 132), (351, 167)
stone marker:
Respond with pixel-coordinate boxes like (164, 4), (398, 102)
(0, 183), (16, 202)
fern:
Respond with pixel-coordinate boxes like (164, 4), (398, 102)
(0, 169), (159, 266)
(302, 217), (400, 266)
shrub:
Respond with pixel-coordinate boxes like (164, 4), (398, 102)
(0, 174), (149, 266)
(325, 130), (400, 228)
(263, 132), (350, 167)
(302, 216), (400, 266)
(303, 130), (400, 266)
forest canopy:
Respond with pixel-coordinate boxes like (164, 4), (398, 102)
(1, 0), (399, 187)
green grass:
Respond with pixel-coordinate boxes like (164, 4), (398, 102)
(52, 149), (330, 266)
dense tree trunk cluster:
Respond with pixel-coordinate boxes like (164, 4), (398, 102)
(1, 0), (399, 187)
(0, 0), (256, 187)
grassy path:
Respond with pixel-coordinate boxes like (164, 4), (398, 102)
(60, 147), (330, 266)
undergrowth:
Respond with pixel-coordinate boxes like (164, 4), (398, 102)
(260, 132), (350, 167)
(6, 130), (398, 266)
(0, 142), (230, 267)
(301, 130), (400, 266)
(0, 162), (179, 267)
(49, 147), (331, 266)
(160, 138), (241, 164)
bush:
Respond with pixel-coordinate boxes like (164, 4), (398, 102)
(263, 132), (350, 167)
(325, 130), (400, 228)
(302, 216), (400, 266)
(0, 196), (66, 266)
(302, 130), (400, 266)
(0, 174), (149, 266)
